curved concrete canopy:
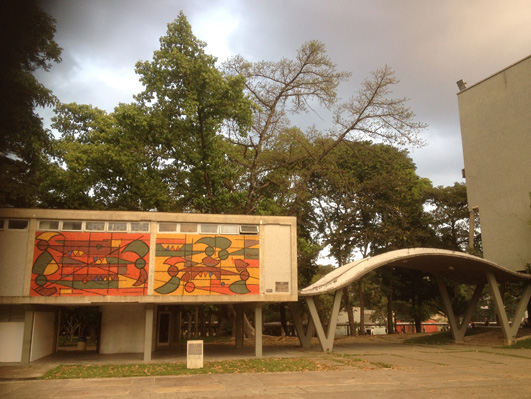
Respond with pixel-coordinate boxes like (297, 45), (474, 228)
(300, 248), (531, 296)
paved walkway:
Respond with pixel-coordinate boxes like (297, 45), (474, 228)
(1, 338), (530, 398)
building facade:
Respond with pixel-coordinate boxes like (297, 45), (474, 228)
(0, 208), (297, 363)
(458, 55), (531, 272)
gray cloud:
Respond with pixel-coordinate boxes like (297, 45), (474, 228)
(37, 0), (531, 186)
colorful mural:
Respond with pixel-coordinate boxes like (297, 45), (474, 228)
(154, 234), (259, 295)
(31, 232), (150, 296)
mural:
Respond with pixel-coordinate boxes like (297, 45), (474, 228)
(154, 234), (259, 295)
(31, 232), (150, 296)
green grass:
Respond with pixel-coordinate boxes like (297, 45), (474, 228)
(40, 353), (397, 379)
(403, 331), (455, 345)
(503, 338), (531, 349)
(403, 329), (482, 345)
(40, 357), (338, 379)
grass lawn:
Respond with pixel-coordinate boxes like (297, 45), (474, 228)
(40, 353), (394, 379)
(403, 329), (482, 345)
(503, 338), (531, 349)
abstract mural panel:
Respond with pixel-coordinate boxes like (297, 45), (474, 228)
(31, 232), (150, 296)
(154, 234), (259, 295)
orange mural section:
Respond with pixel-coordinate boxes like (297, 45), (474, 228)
(31, 232), (150, 296)
(155, 234), (259, 295)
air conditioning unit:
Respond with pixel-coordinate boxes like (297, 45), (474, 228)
(239, 225), (259, 234)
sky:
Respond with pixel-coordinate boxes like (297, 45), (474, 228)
(36, 0), (531, 187)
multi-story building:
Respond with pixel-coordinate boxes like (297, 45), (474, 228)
(457, 55), (531, 272)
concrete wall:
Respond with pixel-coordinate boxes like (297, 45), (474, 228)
(0, 322), (24, 362)
(261, 224), (295, 295)
(30, 311), (56, 361)
(0, 229), (29, 296)
(458, 55), (531, 271)
(0, 209), (298, 304)
(99, 304), (146, 354)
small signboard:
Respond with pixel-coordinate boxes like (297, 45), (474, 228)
(187, 340), (203, 369)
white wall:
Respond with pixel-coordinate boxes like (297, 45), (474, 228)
(0, 230), (29, 296)
(0, 322), (24, 362)
(30, 312), (56, 361)
(458, 56), (531, 271)
(262, 224), (295, 295)
(99, 304), (146, 354)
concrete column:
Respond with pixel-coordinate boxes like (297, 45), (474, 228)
(21, 308), (34, 365)
(144, 304), (154, 362)
(289, 302), (314, 349)
(255, 305), (263, 358)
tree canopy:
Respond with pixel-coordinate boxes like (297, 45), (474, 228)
(0, 0), (62, 207)
(2, 9), (485, 333)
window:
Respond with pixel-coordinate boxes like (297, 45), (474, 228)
(108, 222), (127, 232)
(130, 222), (150, 232)
(62, 221), (82, 231)
(85, 221), (105, 231)
(8, 220), (29, 230)
(39, 220), (59, 230)
(0, 220), (4, 230)
(200, 224), (218, 234)
(240, 225), (259, 234)
(179, 223), (197, 233)
(159, 222), (177, 232)
(220, 224), (239, 234)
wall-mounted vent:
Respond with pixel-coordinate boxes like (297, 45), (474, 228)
(240, 225), (259, 234)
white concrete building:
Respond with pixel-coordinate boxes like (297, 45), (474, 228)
(0, 208), (297, 363)
(457, 55), (531, 272)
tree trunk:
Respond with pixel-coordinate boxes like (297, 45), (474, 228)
(387, 291), (394, 334)
(343, 286), (356, 336)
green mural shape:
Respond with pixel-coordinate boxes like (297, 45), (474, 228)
(155, 276), (181, 294)
(32, 251), (54, 275)
(123, 239), (149, 258)
(230, 248), (259, 259)
(229, 280), (250, 294)
(195, 237), (232, 250)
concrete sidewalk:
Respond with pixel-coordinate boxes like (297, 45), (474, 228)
(1, 340), (530, 398)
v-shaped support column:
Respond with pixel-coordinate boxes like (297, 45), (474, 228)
(435, 274), (484, 343)
(485, 271), (531, 344)
(289, 303), (315, 349)
(305, 289), (343, 353)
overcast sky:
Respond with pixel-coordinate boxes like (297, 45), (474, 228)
(37, 0), (531, 187)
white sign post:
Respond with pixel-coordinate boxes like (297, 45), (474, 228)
(187, 340), (203, 369)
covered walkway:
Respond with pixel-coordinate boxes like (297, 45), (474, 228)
(291, 248), (531, 352)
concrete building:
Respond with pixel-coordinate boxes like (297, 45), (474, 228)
(0, 208), (297, 363)
(457, 55), (531, 272)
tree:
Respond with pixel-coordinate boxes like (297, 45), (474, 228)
(224, 44), (426, 216)
(49, 12), (254, 213)
(48, 102), (175, 210)
(426, 182), (475, 252)
(134, 12), (254, 213)
(0, 0), (61, 207)
(308, 140), (432, 334)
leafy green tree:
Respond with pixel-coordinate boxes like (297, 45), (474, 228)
(308, 140), (432, 333)
(425, 182), (476, 252)
(48, 102), (173, 210)
(134, 12), (254, 213)
(50, 12), (254, 213)
(0, 0), (61, 207)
